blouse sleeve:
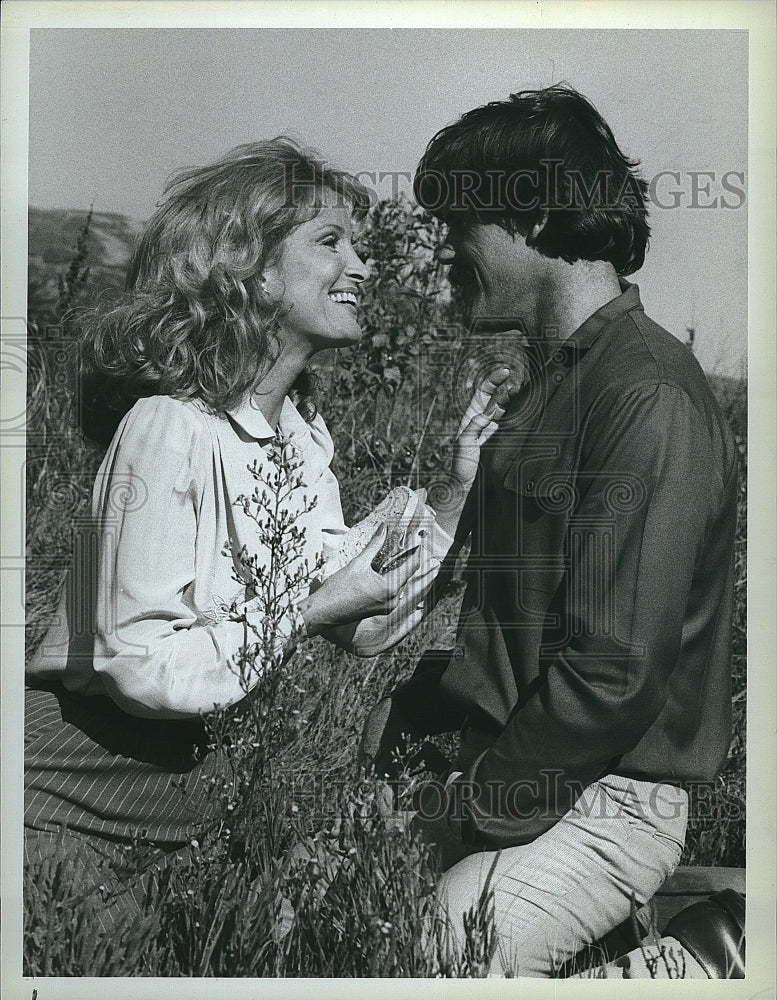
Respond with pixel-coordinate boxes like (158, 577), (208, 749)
(90, 397), (303, 720)
(306, 411), (349, 567)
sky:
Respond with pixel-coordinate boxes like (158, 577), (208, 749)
(28, 27), (749, 375)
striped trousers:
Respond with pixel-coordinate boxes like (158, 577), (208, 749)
(25, 683), (224, 930)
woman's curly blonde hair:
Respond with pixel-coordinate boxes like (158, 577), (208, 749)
(80, 138), (370, 439)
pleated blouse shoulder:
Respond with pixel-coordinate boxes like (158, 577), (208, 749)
(97, 396), (215, 499)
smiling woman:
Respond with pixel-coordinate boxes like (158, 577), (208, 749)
(81, 138), (372, 438)
(262, 194), (371, 352)
(23, 138), (456, 931)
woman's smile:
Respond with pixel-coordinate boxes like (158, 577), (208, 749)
(264, 199), (370, 351)
(328, 289), (359, 308)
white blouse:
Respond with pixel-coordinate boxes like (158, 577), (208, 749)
(27, 394), (351, 720)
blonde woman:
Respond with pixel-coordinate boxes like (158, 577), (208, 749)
(25, 139), (506, 927)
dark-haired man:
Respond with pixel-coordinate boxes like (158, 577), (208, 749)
(363, 86), (739, 976)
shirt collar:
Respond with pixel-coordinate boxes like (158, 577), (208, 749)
(564, 279), (643, 355)
(486, 280), (644, 379)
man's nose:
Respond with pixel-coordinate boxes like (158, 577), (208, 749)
(437, 243), (455, 264)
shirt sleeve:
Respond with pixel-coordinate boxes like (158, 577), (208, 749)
(438, 382), (725, 849)
(90, 397), (303, 720)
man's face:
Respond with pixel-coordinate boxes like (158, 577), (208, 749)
(438, 218), (547, 333)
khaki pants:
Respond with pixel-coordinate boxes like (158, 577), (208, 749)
(436, 775), (689, 977)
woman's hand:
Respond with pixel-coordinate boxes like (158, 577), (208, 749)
(299, 524), (432, 637)
(322, 548), (441, 656)
(435, 364), (523, 538)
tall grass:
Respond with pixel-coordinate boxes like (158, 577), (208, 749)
(23, 201), (746, 975)
(682, 373), (747, 868)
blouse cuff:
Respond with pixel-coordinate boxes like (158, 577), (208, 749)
(424, 517), (455, 562)
(242, 593), (308, 664)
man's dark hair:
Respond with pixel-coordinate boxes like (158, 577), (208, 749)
(414, 84), (650, 275)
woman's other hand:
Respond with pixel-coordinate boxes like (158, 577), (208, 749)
(435, 364), (522, 538)
(299, 524), (435, 637)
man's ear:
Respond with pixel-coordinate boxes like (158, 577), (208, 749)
(525, 211), (549, 248)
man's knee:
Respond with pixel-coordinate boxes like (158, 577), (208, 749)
(436, 862), (572, 977)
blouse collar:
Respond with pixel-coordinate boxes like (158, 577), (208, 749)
(226, 394), (303, 441)
(225, 394), (331, 483)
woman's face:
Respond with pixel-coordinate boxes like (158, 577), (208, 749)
(263, 193), (370, 352)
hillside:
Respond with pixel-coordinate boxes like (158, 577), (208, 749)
(28, 206), (142, 300)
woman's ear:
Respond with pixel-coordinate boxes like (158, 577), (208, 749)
(258, 265), (282, 301)
(525, 211), (549, 248)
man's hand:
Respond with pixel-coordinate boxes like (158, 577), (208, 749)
(374, 771), (472, 871)
(409, 773), (471, 871)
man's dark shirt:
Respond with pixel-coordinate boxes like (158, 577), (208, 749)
(432, 281), (738, 851)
